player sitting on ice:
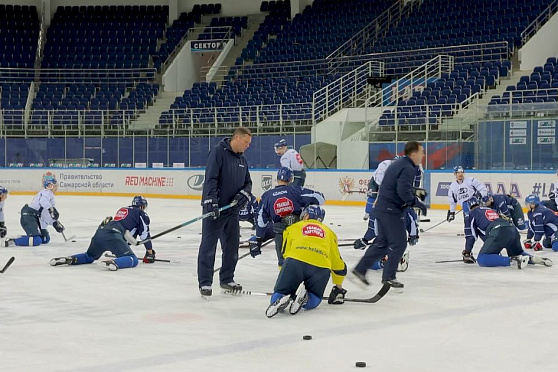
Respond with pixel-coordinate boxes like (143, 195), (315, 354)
(49, 196), (155, 271)
(4, 175), (65, 247)
(250, 167), (325, 267)
(464, 196), (551, 268)
(239, 194), (258, 230)
(265, 205), (347, 318)
(524, 194), (558, 252)
(0, 186), (8, 244)
(480, 192), (526, 230)
(541, 191), (558, 213)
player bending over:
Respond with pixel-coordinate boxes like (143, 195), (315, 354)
(50, 196), (155, 271)
(265, 205), (347, 318)
(0, 186), (8, 244)
(465, 197), (551, 268)
(524, 194), (558, 252)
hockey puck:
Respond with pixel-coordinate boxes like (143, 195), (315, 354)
(337, 224), (341, 227)
(177, 236), (182, 239)
(302, 335), (312, 340)
(355, 361), (367, 368)
(71, 240), (76, 242)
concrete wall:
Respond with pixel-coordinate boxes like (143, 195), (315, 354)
(518, 11), (558, 70)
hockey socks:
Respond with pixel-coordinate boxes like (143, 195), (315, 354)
(14, 235), (44, 246)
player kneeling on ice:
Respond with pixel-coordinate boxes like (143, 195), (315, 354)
(4, 175), (66, 247)
(524, 194), (558, 252)
(480, 192), (526, 230)
(464, 197), (552, 269)
(265, 205), (347, 318)
(50, 196), (155, 271)
(0, 186), (8, 244)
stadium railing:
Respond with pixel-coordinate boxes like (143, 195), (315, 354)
(520, 0), (558, 45)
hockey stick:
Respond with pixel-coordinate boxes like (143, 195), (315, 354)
(213, 238), (274, 273)
(322, 283), (391, 303)
(338, 242), (357, 247)
(61, 231), (77, 242)
(0, 256), (15, 273)
(104, 253), (177, 263)
(223, 289), (273, 296)
(419, 209), (463, 233)
(435, 259), (464, 263)
(137, 202), (237, 246)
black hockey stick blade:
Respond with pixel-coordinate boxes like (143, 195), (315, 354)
(0, 256), (15, 273)
(420, 218), (431, 222)
(323, 283), (391, 303)
(223, 289), (273, 296)
(435, 259), (464, 263)
(104, 253), (175, 263)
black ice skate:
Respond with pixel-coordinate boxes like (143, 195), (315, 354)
(348, 268), (370, 289)
(102, 260), (118, 271)
(49, 256), (75, 266)
(382, 279), (404, 289)
(512, 255), (529, 269)
(199, 286), (213, 297)
(220, 282), (242, 293)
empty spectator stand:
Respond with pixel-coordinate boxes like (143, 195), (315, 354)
(0, 4), (40, 69)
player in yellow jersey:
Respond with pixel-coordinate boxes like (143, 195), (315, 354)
(266, 205), (347, 318)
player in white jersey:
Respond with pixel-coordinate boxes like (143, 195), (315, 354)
(447, 166), (488, 222)
(554, 169), (558, 206)
(5, 174), (65, 247)
(274, 139), (306, 186)
(0, 186), (8, 244)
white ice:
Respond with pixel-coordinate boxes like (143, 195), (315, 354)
(1, 195), (557, 372)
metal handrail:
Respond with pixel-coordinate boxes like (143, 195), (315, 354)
(0, 67), (157, 84)
(520, 0), (558, 45)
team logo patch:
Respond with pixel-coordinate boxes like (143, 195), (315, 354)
(273, 197), (294, 217)
(302, 223), (325, 238)
(485, 209), (499, 221)
(338, 176), (355, 194)
(261, 175), (273, 191)
(114, 207), (129, 221)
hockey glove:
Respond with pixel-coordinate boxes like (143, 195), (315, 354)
(366, 189), (377, 198)
(415, 199), (427, 216)
(534, 241), (543, 251)
(203, 199), (220, 219)
(249, 236), (262, 258)
(0, 221), (6, 238)
(415, 188), (428, 201)
(48, 207), (60, 220)
(462, 249), (476, 264)
(523, 239), (533, 249)
(408, 235), (419, 246)
(327, 286), (347, 305)
(53, 221), (65, 233)
(353, 238), (368, 250)
(233, 190), (251, 209)
(447, 210), (455, 222)
(143, 249), (156, 263)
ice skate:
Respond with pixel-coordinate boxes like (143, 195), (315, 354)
(199, 286), (213, 298)
(102, 259), (118, 271)
(220, 282), (242, 294)
(529, 256), (553, 267)
(49, 256), (74, 266)
(289, 287), (308, 315)
(3, 238), (15, 247)
(512, 255), (529, 269)
(397, 251), (410, 272)
(265, 295), (292, 318)
(382, 279), (404, 289)
(348, 268), (370, 289)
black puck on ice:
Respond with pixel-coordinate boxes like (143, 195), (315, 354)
(302, 335), (312, 340)
(337, 224), (341, 227)
(177, 236), (182, 238)
(355, 361), (367, 368)
(71, 240), (76, 242)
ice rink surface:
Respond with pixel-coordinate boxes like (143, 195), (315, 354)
(1, 195), (557, 372)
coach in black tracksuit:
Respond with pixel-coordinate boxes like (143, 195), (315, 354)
(197, 127), (253, 297)
(352, 141), (427, 289)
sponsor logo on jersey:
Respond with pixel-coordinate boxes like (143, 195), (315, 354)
(485, 209), (499, 221)
(187, 174), (205, 191)
(273, 197), (294, 217)
(261, 175), (273, 191)
(302, 223), (325, 238)
(338, 176), (355, 195)
(114, 207), (129, 221)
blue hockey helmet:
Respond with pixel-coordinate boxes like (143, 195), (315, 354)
(274, 139), (287, 150)
(453, 166), (464, 173)
(300, 205), (326, 222)
(132, 195), (148, 208)
(480, 193), (493, 206)
(467, 196), (480, 209)
(0, 186), (7, 195)
(43, 174), (57, 188)
(277, 166), (294, 182)
(525, 194), (540, 206)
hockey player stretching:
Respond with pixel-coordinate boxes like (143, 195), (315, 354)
(265, 205), (347, 318)
(0, 186), (8, 244)
(465, 197), (551, 268)
(5, 175), (65, 247)
(50, 196), (155, 271)
(524, 194), (558, 252)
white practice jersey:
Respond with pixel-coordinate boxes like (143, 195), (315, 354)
(448, 177), (488, 212)
(554, 181), (558, 204)
(29, 189), (57, 228)
(280, 148), (304, 171)
(373, 159), (394, 186)
(0, 200), (4, 222)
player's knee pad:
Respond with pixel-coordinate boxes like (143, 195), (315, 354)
(552, 240), (558, 252)
(370, 259), (384, 270)
(14, 235), (44, 246)
(114, 254), (138, 269)
(302, 292), (322, 310)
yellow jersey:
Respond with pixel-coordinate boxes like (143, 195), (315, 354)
(282, 219), (347, 286)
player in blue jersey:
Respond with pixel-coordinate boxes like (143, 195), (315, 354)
(524, 194), (558, 252)
(250, 167), (325, 266)
(465, 197), (552, 268)
(0, 186), (8, 243)
(4, 174), (65, 247)
(480, 192), (526, 230)
(239, 194), (258, 230)
(49, 196), (155, 271)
